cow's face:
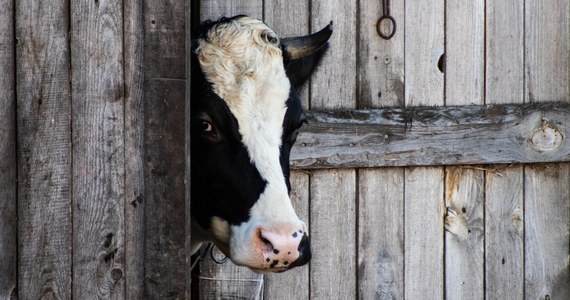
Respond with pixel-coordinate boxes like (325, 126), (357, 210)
(191, 16), (331, 273)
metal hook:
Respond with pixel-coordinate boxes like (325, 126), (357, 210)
(377, 0), (396, 40)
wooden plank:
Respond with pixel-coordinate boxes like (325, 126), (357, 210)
(358, 169), (403, 299)
(264, 172), (310, 300)
(485, 167), (524, 299)
(403, 168), (445, 299)
(444, 1), (485, 298)
(185, 0), (192, 296)
(0, 0), (16, 298)
(15, 0), (72, 298)
(200, 0), (262, 21)
(309, 1), (357, 299)
(404, 0), (444, 298)
(358, 0), (404, 108)
(485, 0), (525, 298)
(444, 168), (485, 299)
(124, 0), (145, 297)
(309, 170), (356, 299)
(143, 0), (187, 298)
(290, 102), (570, 169)
(524, 0), (570, 298)
(195, 3), (263, 299)
(357, 1), (405, 298)
(70, 0), (126, 298)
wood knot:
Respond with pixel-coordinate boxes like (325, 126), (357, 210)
(530, 120), (563, 151)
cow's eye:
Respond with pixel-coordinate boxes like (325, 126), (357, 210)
(261, 31), (279, 45)
(200, 120), (213, 132)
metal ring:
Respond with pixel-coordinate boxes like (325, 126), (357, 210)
(376, 15), (397, 40)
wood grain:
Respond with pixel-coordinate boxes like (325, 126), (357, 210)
(309, 170), (356, 299)
(143, 0), (187, 298)
(70, 0), (126, 297)
(358, 169), (404, 299)
(15, 0), (72, 298)
(0, 0), (16, 298)
(403, 167), (445, 299)
(356, 1), (405, 298)
(485, 0), (525, 298)
(124, 0), (145, 297)
(309, 2), (357, 299)
(444, 1), (485, 298)
(200, 0), (262, 21)
(404, 0), (444, 298)
(291, 102), (570, 169)
(524, 1), (570, 298)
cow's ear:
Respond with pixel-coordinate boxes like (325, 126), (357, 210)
(282, 22), (333, 88)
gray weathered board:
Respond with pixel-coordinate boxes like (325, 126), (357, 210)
(292, 102), (570, 169)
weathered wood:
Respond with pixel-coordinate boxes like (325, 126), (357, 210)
(0, 0), (16, 298)
(444, 1), (485, 298)
(15, 0), (72, 298)
(358, 169), (404, 299)
(403, 168), (445, 299)
(309, 170), (356, 299)
(290, 102), (570, 169)
(143, 0), (187, 298)
(70, 0), (126, 297)
(404, 1), (444, 299)
(485, 0), (525, 298)
(524, 1), (570, 298)
(485, 167), (524, 299)
(185, 0), (193, 296)
(444, 168), (485, 299)
(358, 0), (404, 108)
(309, 1), (357, 299)
(357, 1), (405, 298)
(124, 0), (145, 297)
(196, 3), (262, 299)
(263, 174), (310, 298)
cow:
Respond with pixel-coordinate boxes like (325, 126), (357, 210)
(190, 15), (332, 273)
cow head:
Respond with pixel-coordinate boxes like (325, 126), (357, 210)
(191, 16), (331, 273)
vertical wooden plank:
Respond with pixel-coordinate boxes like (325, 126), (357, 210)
(444, 168), (484, 299)
(0, 0), (16, 298)
(357, 1), (405, 299)
(309, 1), (357, 299)
(485, 167), (524, 299)
(358, 0), (404, 108)
(143, 0), (187, 298)
(200, 1), (262, 20)
(358, 169), (403, 300)
(16, 0), (72, 298)
(185, 0), (193, 297)
(71, 0), (126, 297)
(264, 172), (310, 300)
(403, 168), (445, 299)
(404, 0), (444, 299)
(124, 0), (145, 297)
(524, 1), (569, 298)
(444, 1), (485, 298)
(310, 170), (356, 299)
(196, 3), (263, 299)
(485, 0), (525, 298)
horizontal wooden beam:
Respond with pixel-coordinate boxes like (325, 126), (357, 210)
(290, 102), (570, 169)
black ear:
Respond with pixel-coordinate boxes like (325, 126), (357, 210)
(282, 22), (333, 88)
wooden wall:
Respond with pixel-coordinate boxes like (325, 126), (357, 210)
(0, 0), (568, 299)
